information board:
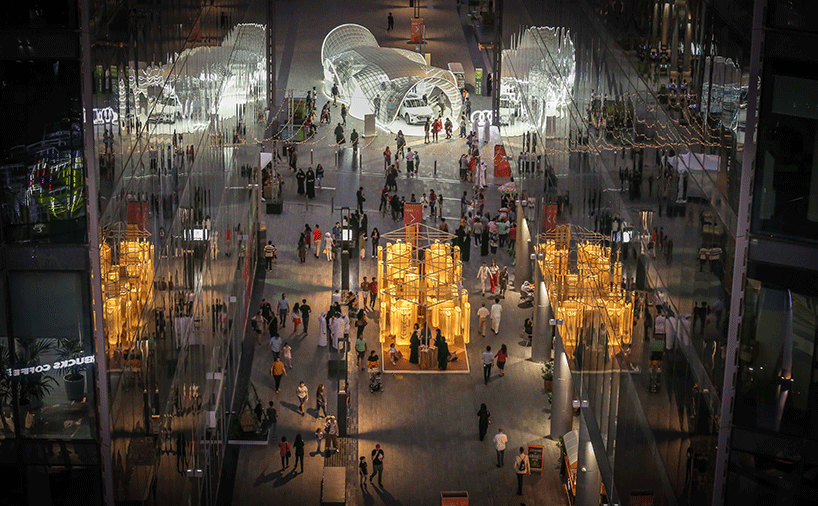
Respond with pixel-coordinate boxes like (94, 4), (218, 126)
(475, 68), (483, 96)
(527, 445), (544, 474)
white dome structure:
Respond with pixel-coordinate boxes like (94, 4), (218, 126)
(321, 24), (462, 131)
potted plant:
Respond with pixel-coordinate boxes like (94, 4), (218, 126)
(57, 337), (86, 402)
(542, 360), (554, 391)
(15, 337), (58, 417)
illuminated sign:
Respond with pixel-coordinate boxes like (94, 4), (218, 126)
(93, 107), (119, 125)
(7, 355), (96, 377)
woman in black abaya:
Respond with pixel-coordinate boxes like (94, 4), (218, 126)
(435, 329), (449, 370)
(295, 168), (306, 195)
(305, 168), (316, 198)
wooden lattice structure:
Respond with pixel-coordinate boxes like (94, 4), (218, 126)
(376, 223), (470, 348)
(535, 224), (634, 355)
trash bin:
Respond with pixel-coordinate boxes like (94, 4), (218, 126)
(441, 491), (468, 506)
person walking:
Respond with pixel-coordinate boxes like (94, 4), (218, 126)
(493, 428), (508, 467)
(282, 342), (293, 369)
(270, 357), (286, 393)
(514, 446), (531, 494)
(477, 403), (491, 441)
(279, 436), (291, 469)
(360, 277), (371, 309)
(300, 299), (312, 335)
(477, 262), (491, 296)
(499, 266), (509, 298)
(359, 456), (369, 486)
(356, 186), (365, 214)
(477, 302), (490, 337)
(315, 384), (327, 418)
(331, 83), (339, 105)
(482, 346), (494, 384)
(387, 12), (394, 31)
(313, 224), (322, 258)
(297, 381), (309, 416)
(265, 401), (277, 443)
(293, 434), (305, 473)
(341, 104), (347, 126)
(265, 241), (275, 270)
(355, 333), (368, 370)
(370, 444), (384, 485)
(369, 278), (378, 309)
(277, 293), (289, 329)
(495, 344), (508, 377)
(269, 334), (282, 361)
(490, 298), (503, 335)
(325, 416), (339, 451)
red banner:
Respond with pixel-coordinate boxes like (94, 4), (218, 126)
(410, 18), (424, 43)
(126, 202), (149, 232)
(543, 203), (557, 234)
(404, 203), (422, 226)
(494, 144), (510, 177)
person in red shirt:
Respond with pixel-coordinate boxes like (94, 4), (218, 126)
(313, 224), (322, 258)
(369, 279), (378, 310)
(495, 344), (508, 377)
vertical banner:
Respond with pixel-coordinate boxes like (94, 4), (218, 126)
(493, 144), (510, 177)
(404, 203), (422, 226)
(127, 202), (150, 232)
(410, 18), (424, 43)
(475, 68), (483, 96)
(543, 203), (557, 235)
(95, 65), (104, 94)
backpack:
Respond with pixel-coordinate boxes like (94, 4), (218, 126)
(518, 457), (526, 472)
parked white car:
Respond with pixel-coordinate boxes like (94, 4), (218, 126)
(399, 94), (434, 124)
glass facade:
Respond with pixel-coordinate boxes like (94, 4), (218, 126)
(727, 266), (818, 503)
(512, 1), (756, 504)
(1, 0), (265, 504)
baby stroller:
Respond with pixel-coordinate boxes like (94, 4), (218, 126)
(520, 281), (535, 306)
(369, 369), (383, 393)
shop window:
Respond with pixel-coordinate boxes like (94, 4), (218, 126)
(734, 277), (818, 438)
(752, 73), (818, 241)
(7, 271), (95, 439)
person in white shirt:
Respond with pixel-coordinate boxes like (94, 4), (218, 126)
(476, 302), (490, 337)
(493, 428), (508, 467)
(477, 262), (491, 295)
(482, 345), (494, 384)
(514, 447), (530, 494)
(490, 298), (503, 335)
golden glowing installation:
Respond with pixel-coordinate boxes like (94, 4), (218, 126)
(100, 223), (154, 354)
(377, 224), (470, 348)
(536, 225), (633, 355)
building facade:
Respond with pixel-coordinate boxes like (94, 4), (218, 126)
(0, 1), (264, 504)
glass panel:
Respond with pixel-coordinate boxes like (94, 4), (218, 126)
(7, 271), (95, 439)
(752, 71), (818, 241)
(0, 60), (87, 244)
(734, 276), (818, 438)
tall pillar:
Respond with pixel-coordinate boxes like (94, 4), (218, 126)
(531, 263), (549, 362)
(514, 203), (531, 289)
(670, 5), (680, 74)
(576, 412), (602, 506)
(550, 335), (573, 440)
(652, 1), (660, 40)
(662, 3), (670, 47)
(684, 12), (692, 73)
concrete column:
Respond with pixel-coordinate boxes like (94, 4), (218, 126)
(550, 335), (573, 440)
(652, 1), (660, 40)
(514, 203), (531, 290)
(531, 265), (550, 363)
(670, 5), (680, 73)
(662, 3), (670, 47)
(684, 16), (692, 73)
(576, 412), (602, 506)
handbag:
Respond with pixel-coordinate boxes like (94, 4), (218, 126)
(286, 450), (292, 458)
